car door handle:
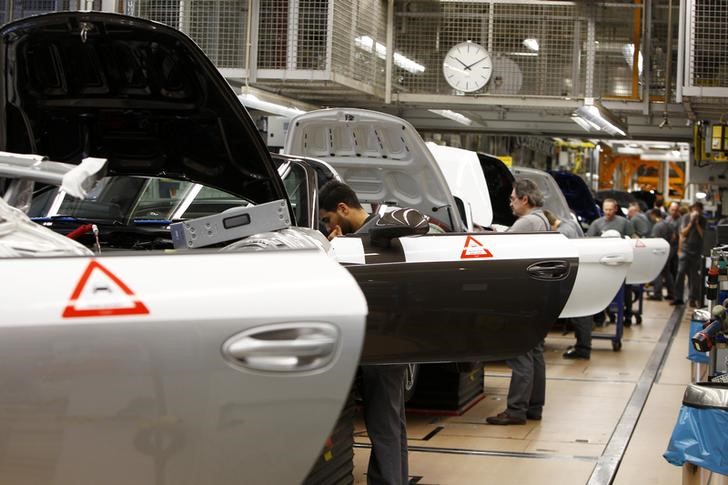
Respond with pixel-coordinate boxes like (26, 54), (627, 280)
(526, 261), (570, 280)
(222, 323), (339, 373)
(600, 255), (627, 266)
(652, 249), (667, 256)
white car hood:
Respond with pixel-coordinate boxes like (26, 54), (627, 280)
(285, 108), (465, 231)
(427, 142), (494, 228)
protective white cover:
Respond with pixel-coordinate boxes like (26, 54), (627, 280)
(626, 237), (670, 284)
(426, 142), (493, 229)
(559, 237), (634, 318)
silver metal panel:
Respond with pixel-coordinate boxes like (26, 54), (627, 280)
(170, 199), (291, 249)
(0, 250), (366, 484)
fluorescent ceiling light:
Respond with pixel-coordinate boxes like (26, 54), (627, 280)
(639, 152), (685, 161)
(616, 146), (642, 155)
(523, 38), (540, 52)
(571, 114), (597, 132)
(428, 109), (473, 126)
(507, 52), (539, 57)
(238, 94), (305, 119)
(696, 191), (707, 199)
(572, 102), (627, 137)
(354, 36), (425, 74)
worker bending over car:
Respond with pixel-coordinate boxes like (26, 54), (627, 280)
(319, 180), (409, 485)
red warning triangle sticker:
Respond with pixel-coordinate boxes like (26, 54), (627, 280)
(460, 235), (493, 259)
(635, 238), (646, 247)
(62, 260), (150, 318)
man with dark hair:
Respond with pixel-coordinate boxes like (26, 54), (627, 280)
(318, 180), (409, 485)
(672, 201), (706, 307)
(319, 180), (371, 238)
(487, 178), (550, 425)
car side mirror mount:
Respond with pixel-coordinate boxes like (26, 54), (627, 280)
(369, 208), (430, 248)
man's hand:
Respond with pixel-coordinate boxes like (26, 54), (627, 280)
(327, 225), (343, 240)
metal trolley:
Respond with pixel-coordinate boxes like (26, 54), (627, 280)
(595, 281), (645, 351)
(595, 282), (626, 351)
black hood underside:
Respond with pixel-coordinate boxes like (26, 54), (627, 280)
(0, 11), (285, 205)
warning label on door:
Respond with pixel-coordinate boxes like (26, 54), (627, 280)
(62, 260), (150, 318)
(635, 238), (646, 248)
(460, 236), (494, 259)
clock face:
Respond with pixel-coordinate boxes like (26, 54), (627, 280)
(442, 42), (493, 93)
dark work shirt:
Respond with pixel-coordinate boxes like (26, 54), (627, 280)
(680, 214), (706, 256)
(651, 219), (675, 243)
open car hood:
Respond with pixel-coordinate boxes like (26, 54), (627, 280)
(511, 165), (584, 237)
(0, 12), (285, 206)
(427, 142), (494, 229)
(284, 108), (465, 231)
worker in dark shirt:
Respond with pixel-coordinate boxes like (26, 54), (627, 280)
(672, 201), (707, 307)
(646, 209), (675, 300)
(319, 180), (408, 485)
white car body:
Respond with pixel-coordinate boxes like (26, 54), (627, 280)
(284, 108), (637, 320)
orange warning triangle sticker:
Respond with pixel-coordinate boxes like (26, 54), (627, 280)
(460, 235), (493, 259)
(62, 260), (149, 318)
(635, 238), (646, 247)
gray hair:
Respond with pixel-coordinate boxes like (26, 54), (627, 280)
(512, 178), (544, 208)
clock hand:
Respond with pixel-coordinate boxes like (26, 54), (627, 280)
(450, 56), (471, 71)
(464, 57), (490, 70)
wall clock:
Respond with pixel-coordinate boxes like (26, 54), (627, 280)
(442, 41), (493, 93)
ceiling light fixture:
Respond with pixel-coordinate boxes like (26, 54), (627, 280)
(571, 99), (627, 136)
(523, 38), (540, 52)
(238, 94), (306, 119)
(354, 36), (425, 74)
(571, 114), (599, 132)
(428, 109), (474, 126)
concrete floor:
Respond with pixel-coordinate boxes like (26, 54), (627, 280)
(353, 298), (699, 484)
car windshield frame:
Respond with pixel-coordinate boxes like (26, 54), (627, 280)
(33, 176), (253, 225)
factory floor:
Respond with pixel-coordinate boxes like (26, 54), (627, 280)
(352, 298), (700, 485)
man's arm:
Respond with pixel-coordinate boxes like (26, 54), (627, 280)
(695, 216), (705, 238)
(586, 219), (600, 236)
(679, 217), (692, 238)
(624, 218), (635, 238)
